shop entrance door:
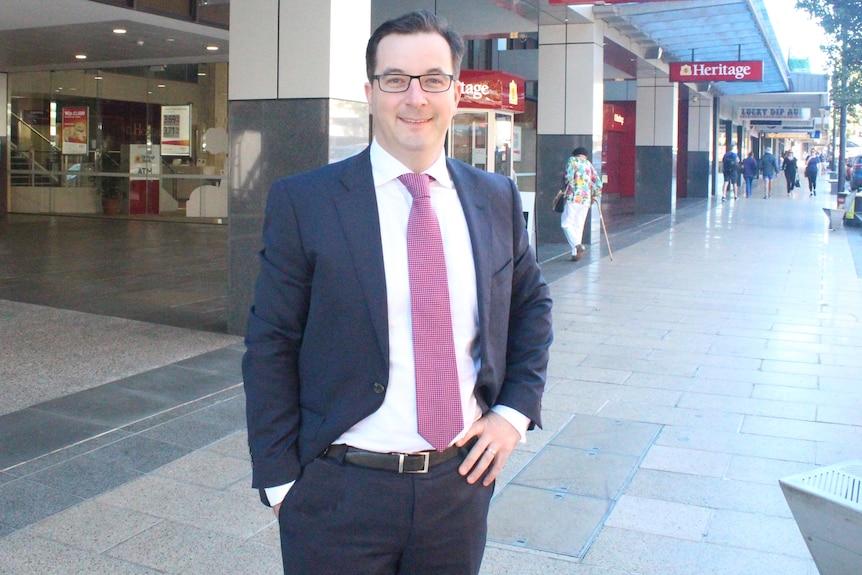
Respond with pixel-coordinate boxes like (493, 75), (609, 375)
(450, 110), (514, 177)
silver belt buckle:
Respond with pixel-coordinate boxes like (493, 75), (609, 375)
(398, 452), (430, 474)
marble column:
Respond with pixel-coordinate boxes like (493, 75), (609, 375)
(686, 92), (714, 198)
(536, 18), (603, 247)
(227, 0), (371, 334)
(635, 74), (678, 214)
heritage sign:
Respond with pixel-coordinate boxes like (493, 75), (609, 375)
(669, 61), (763, 82)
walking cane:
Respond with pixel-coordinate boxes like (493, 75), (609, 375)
(596, 200), (614, 261)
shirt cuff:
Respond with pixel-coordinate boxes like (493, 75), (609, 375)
(264, 481), (294, 507)
(490, 405), (530, 444)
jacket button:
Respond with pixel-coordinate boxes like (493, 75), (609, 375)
(372, 383), (385, 394)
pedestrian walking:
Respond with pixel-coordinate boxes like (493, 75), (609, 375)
(759, 147), (780, 198)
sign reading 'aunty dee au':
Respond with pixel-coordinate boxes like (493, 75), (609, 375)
(669, 61), (763, 82)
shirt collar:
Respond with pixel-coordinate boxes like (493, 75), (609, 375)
(370, 140), (453, 189)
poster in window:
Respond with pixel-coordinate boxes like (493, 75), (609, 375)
(161, 105), (191, 156)
(62, 107), (89, 155)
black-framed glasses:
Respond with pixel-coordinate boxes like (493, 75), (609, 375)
(372, 73), (454, 93)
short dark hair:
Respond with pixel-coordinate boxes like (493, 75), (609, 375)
(366, 10), (465, 82)
(572, 147), (589, 157)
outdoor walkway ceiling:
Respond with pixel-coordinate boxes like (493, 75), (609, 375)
(592, 0), (792, 96)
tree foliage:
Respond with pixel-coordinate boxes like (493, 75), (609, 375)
(796, 0), (862, 105)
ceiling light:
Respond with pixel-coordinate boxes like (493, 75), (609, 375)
(75, 54), (87, 60)
(206, 45), (219, 51)
(157, 84), (166, 88)
(113, 28), (127, 34)
(94, 75), (103, 80)
(197, 72), (207, 76)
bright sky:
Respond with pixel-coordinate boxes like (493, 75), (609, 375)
(762, 0), (830, 73)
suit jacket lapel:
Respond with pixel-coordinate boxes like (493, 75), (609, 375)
(334, 150), (389, 363)
(447, 159), (493, 343)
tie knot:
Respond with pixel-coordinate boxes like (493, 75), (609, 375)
(399, 173), (431, 200)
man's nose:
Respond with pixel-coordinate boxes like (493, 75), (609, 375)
(403, 78), (428, 102)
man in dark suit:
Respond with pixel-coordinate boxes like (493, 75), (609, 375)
(243, 10), (552, 575)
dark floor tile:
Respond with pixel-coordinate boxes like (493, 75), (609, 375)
(92, 433), (193, 474)
(116, 363), (240, 405)
(120, 387), (243, 435)
(171, 346), (243, 380)
(33, 384), (178, 429)
(0, 522), (13, 538)
(141, 395), (246, 451)
(0, 409), (112, 470)
(5, 429), (135, 478)
(28, 451), (145, 500)
(0, 477), (82, 529)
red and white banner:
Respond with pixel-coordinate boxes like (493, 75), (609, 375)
(61, 107), (89, 155)
(669, 61), (763, 83)
(458, 70), (525, 113)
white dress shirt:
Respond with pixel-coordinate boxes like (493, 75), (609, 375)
(265, 141), (528, 506)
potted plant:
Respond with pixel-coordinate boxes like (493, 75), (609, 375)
(100, 178), (121, 215)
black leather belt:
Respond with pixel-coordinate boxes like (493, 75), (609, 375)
(325, 442), (468, 474)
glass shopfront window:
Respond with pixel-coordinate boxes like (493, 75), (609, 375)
(8, 62), (228, 221)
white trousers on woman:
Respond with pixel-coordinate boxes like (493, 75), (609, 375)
(561, 200), (590, 255)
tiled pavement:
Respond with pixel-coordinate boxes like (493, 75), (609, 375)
(1, 175), (860, 574)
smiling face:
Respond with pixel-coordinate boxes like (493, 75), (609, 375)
(365, 32), (461, 173)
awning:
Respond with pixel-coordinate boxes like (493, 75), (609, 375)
(594, 0), (792, 96)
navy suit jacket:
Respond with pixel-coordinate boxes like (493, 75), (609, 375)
(243, 148), (552, 493)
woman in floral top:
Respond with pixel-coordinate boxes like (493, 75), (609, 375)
(562, 146), (602, 261)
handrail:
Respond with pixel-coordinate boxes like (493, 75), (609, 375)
(10, 111), (61, 152)
(9, 141), (60, 186)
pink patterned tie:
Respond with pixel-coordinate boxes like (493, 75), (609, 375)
(399, 173), (463, 452)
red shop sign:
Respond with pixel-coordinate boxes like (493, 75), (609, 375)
(669, 61), (763, 82)
(458, 70), (525, 113)
(603, 104), (628, 133)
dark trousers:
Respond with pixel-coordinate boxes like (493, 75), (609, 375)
(278, 450), (494, 575)
(784, 171), (796, 192)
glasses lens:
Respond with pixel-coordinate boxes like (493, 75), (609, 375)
(378, 75), (409, 92)
(419, 74), (451, 92)
(377, 74), (451, 93)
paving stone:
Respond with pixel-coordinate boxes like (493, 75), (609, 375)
(488, 485), (611, 557)
(604, 495), (711, 542)
(105, 520), (282, 575)
(512, 445), (638, 500)
(25, 500), (162, 554)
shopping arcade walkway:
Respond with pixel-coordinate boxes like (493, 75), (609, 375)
(1, 174), (861, 574)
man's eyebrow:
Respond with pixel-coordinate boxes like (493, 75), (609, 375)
(378, 67), (449, 75)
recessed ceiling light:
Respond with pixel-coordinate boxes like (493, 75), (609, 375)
(197, 72), (207, 76)
(113, 28), (127, 34)
(94, 75), (103, 80)
(206, 45), (219, 51)
(166, 38), (176, 42)
(75, 54), (87, 60)
(157, 84), (166, 88)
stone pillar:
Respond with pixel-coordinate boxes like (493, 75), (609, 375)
(227, 0), (371, 334)
(686, 93), (713, 198)
(635, 75), (678, 214)
(0, 73), (7, 220)
(536, 18), (603, 248)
